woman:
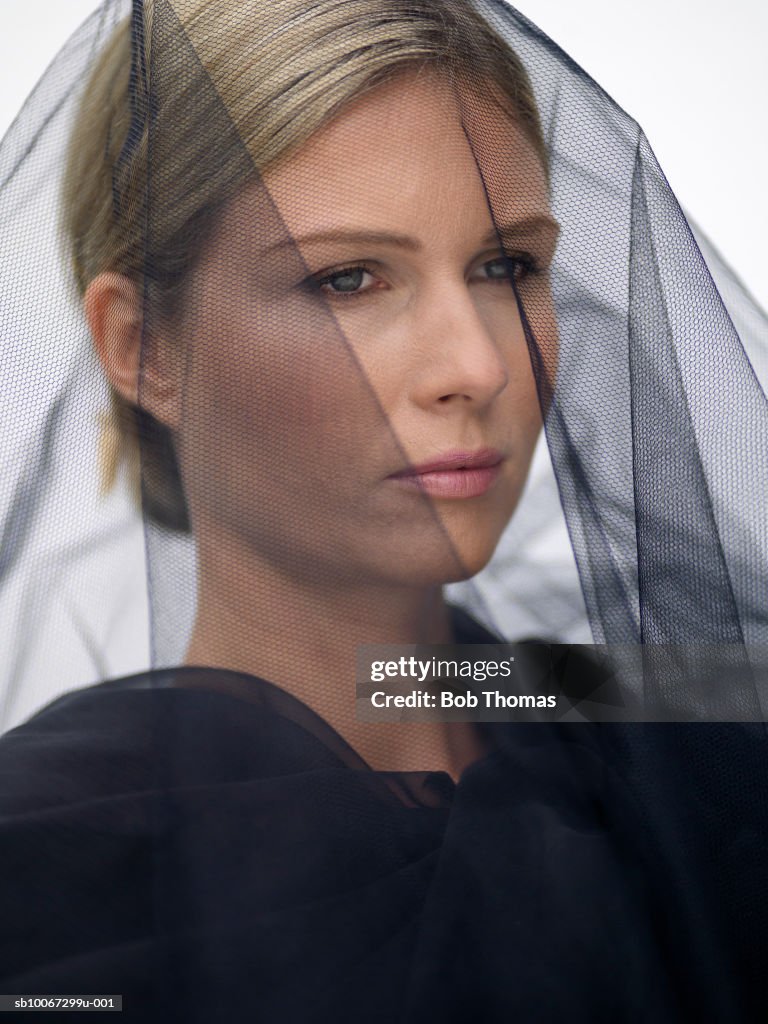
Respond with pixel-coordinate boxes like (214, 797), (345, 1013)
(75, 0), (561, 780)
(1, 0), (767, 1020)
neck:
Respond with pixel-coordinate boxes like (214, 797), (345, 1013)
(183, 531), (490, 780)
(185, 538), (453, 675)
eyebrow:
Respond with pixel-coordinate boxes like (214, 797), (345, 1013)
(261, 214), (560, 255)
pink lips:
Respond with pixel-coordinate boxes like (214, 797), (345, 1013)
(388, 448), (504, 499)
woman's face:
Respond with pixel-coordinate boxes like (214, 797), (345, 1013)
(175, 69), (559, 588)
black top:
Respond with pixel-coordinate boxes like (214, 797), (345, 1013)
(0, 607), (766, 1022)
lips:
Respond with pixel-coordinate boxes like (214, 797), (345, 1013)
(388, 448), (504, 499)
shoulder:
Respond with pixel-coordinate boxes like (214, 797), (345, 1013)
(0, 669), (340, 814)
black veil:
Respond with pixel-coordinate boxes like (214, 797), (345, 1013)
(1, 1), (768, 1020)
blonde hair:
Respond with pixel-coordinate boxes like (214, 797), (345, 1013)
(63, 0), (548, 530)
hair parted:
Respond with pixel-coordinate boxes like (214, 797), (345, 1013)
(63, 0), (549, 531)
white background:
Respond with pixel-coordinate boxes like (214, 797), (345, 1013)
(1, 0), (766, 310)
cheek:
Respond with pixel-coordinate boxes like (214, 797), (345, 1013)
(514, 278), (560, 401)
(176, 292), (395, 504)
(478, 287), (550, 411)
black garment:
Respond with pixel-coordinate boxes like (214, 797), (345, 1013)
(0, 608), (766, 1022)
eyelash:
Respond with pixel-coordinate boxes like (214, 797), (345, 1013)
(307, 254), (542, 300)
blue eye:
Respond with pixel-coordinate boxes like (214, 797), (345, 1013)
(312, 265), (375, 296)
(481, 255), (539, 283)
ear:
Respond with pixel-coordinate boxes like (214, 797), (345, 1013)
(83, 272), (181, 430)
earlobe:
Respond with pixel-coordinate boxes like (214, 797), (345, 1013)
(83, 272), (181, 429)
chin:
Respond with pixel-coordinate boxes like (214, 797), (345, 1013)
(432, 504), (515, 582)
(434, 542), (500, 584)
(366, 525), (506, 589)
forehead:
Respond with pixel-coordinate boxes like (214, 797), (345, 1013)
(257, 69), (550, 245)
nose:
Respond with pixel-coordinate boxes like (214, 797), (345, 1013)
(408, 280), (511, 412)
